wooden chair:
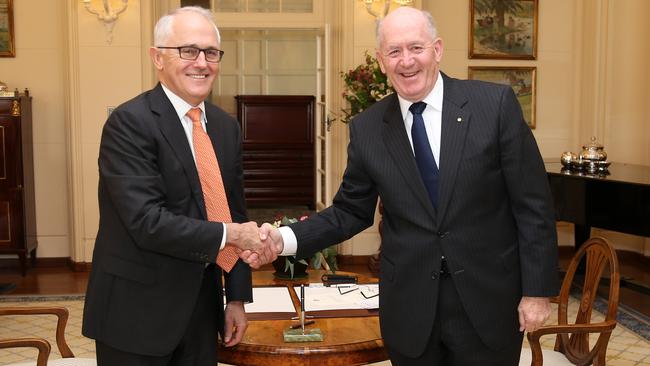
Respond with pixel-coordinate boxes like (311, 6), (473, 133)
(0, 306), (96, 366)
(520, 236), (620, 365)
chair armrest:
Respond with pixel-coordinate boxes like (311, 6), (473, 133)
(527, 320), (617, 341)
(0, 306), (75, 358)
(0, 337), (51, 366)
(526, 320), (617, 366)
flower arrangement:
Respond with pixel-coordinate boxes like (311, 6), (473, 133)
(340, 51), (394, 124)
(272, 215), (338, 279)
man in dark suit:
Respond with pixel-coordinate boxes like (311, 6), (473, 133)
(248, 7), (559, 366)
(82, 7), (263, 366)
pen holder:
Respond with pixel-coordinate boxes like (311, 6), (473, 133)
(283, 328), (323, 342)
(321, 274), (358, 286)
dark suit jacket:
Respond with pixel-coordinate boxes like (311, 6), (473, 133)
(290, 74), (559, 357)
(82, 84), (252, 356)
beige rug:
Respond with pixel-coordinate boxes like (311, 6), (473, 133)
(1, 298), (648, 365)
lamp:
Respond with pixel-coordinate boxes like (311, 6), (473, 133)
(82, 0), (128, 44)
(361, 0), (413, 19)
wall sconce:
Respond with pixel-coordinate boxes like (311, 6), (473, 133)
(82, 0), (128, 44)
(361, 0), (413, 19)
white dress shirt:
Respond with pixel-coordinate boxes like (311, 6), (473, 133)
(161, 84), (227, 250)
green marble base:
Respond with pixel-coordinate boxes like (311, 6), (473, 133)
(283, 328), (324, 342)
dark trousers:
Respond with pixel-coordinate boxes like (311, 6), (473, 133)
(387, 274), (523, 366)
(96, 265), (220, 366)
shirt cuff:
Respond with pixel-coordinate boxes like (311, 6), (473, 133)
(278, 226), (297, 255)
(219, 223), (227, 250)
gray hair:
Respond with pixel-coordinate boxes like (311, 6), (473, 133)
(154, 6), (221, 46)
(376, 9), (437, 48)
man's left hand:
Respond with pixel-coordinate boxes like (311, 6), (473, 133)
(223, 301), (248, 347)
(518, 296), (551, 332)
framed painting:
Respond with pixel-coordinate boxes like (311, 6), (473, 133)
(469, 0), (538, 59)
(468, 66), (536, 129)
(0, 0), (14, 57)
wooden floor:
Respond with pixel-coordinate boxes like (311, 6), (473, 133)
(1, 251), (648, 318)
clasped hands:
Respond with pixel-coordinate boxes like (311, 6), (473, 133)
(224, 222), (284, 268)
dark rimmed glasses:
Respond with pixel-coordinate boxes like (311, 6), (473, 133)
(157, 46), (224, 63)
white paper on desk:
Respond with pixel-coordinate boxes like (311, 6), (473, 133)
(242, 287), (296, 313)
(294, 284), (379, 311)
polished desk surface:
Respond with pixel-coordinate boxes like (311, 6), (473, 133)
(545, 160), (650, 240)
(218, 270), (387, 366)
(544, 161), (650, 186)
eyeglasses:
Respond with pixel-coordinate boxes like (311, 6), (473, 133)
(157, 46), (224, 63)
(336, 284), (379, 299)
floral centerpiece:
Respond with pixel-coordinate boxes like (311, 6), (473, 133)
(272, 215), (339, 279)
(340, 51), (394, 124)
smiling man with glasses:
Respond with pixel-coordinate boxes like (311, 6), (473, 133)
(82, 6), (263, 366)
(155, 46), (225, 63)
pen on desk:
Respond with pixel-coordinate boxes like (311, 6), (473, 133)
(300, 284), (305, 334)
(290, 320), (314, 329)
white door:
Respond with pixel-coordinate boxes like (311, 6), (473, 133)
(315, 25), (331, 210)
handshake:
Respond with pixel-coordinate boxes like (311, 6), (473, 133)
(225, 222), (284, 269)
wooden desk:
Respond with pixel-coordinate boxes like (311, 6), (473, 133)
(218, 270), (388, 366)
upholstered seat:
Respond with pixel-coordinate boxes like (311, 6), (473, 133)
(520, 237), (620, 365)
(0, 306), (96, 366)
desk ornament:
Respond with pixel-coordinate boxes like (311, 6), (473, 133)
(560, 136), (611, 175)
(0, 81), (16, 97)
(283, 284), (323, 342)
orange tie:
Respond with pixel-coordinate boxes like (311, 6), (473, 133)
(187, 108), (239, 272)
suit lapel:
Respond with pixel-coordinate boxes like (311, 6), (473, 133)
(149, 84), (208, 220)
(437, 75), (470, 223)
(381, 95), (437, 222)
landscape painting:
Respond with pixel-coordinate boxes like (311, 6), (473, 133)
(0, 0), (14, 57)
(469, 0), (537, 59)
(468, 66), (536, 128)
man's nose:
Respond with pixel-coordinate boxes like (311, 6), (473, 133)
(398, 51), (416, 66)
(194, 50), (209, 66)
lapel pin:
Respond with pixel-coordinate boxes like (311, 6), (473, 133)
(456, 117), (462, 123)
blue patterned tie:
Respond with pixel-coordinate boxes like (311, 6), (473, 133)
(410, 102), (439, 209)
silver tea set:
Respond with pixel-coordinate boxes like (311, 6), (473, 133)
(560, 136), (611, 174)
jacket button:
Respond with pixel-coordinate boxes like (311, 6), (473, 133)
(431, 273), (438, 280)
(437, 231), (448, 238)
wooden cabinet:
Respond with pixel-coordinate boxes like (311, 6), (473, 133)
(236, 95), (315, 208)
(0, 95), (37, 275)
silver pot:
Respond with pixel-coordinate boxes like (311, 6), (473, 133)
(579, 136), (607, 161)
(560, 151), (577, 168)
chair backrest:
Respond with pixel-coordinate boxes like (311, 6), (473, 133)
(555, 236), (620, 364)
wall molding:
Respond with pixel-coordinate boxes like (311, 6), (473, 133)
(63, 1), (86, 263)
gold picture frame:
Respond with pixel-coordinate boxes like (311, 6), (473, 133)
(468, 66), (536, 129)
(469, 0), (538, 60)
(0, 0), (14, 57)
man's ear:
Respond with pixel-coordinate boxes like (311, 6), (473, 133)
(432, 38), (444, 63)
(375, 50), (386, 73)
(149, 47), (164, 71)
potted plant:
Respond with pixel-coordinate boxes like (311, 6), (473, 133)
(339, 51), (394, 124)
(271, 215), (339, 279)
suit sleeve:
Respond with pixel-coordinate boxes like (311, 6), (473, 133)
(222, 124), (253, 303)
(291, 118), (378, 260)
(98, 107), (223, 263)
(497, 87), (559, 297)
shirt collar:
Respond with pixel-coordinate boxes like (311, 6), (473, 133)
(160, 83), (206, 122)
(397, 71), (444, 120)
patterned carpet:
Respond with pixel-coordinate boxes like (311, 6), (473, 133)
(0, 296), (648, 365)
